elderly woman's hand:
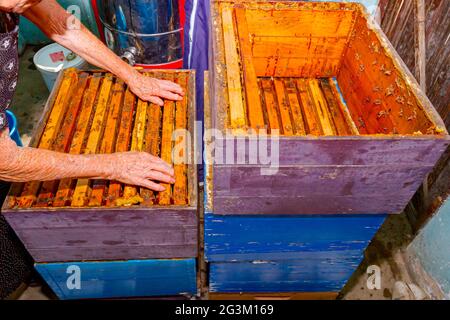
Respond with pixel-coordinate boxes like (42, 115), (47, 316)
(127, 72), (184, 106)
(105, 151), (175, 192)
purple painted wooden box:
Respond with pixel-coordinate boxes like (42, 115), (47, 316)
(2, 70), (198, 263)
(205, 1), (450, 216)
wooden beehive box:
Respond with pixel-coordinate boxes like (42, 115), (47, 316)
(204, 72), (385, 295)
(2, 69), (198, 263)
(207, 0), (450, 215)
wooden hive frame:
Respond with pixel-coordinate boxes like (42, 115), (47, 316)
(2, 69), (199, 263)
(206, 0), (450, 215)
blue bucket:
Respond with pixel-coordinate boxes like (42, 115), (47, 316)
(6, 110), (23, 147)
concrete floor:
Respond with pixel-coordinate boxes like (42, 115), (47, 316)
(9, 46), (432, 300)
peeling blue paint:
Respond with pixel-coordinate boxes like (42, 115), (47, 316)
(205, 214), (386, 262)
(210, 259), (354, 293)
(35, 259), (197, 300)
(205, 213), (385, 293)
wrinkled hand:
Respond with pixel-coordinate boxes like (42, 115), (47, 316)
(106, 152), (175, 191)
(128, 73), (184, 106)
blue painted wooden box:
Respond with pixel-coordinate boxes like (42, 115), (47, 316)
(210, 259), (355, 293)
(205, 213), (385, 293)
(205, 214), (386, 262)
(35, 258), (197, 300)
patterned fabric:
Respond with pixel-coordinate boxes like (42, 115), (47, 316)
(0, 12), (19, 132)
(0, 12), (30, 300)
(1, 181), (33, 299)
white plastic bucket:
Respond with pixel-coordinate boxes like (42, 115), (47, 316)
(33, 43), (88, 91)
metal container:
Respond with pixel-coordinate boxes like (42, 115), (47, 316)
(96, 0), (183, 66)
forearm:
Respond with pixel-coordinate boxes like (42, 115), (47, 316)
(24, 0), (184, 105)
(23, 0), (140, 84)
(53, 24), (140, 84)
(0, 130), (112, 183)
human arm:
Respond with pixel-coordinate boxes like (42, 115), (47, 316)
(22, 0), (184, 106)
(0, 129), (174, 191)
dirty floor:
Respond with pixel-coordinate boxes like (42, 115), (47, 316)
(7, 46), (425, 300)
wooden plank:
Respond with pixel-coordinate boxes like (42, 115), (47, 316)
(209, 259), (355, 293)
(329, 78), (360, 135)
(53, 74), (102, 207)
(253, 56), (341, 78)
(140, 103), (163, 205)
(336, 63), (376, 134)
(158, 74), (176, 205)
(120, 96), (148, 204)
(414, 0), (426, 92)
(213, 165), (433, 198)
(251, 34), (347, 77)
(340, 47), (397, 135)
(204, 214), (385, 261)
(420, 0), (449, 129)
(173, 72), (188, 205)
(234, 7), (265, 130)
(295, 79), (323, 135)
(251, 36), (349, 60)
(106, 87), (136, 206)
(320, 79), (351, 135)
(4, 207), (198, 256)
(245, 9), (355, 38)
(35, 73), (90, 207)
(35, 259), (196, 299)
(209, 292), (338, 300)
(284, 79), (306, 135)
(71, 74), (113, 207)
(213, 136), (449, 167)
(273, 79), (294, 135)
(221, 3), (246, 130)
(88, 79), (125, 207)
(212, 194), (410, 216)
(307, 79), (336, 136)
(259, 79), (280, 133)
(17, 70), (78, 208)
(6, 183), (23, 209)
